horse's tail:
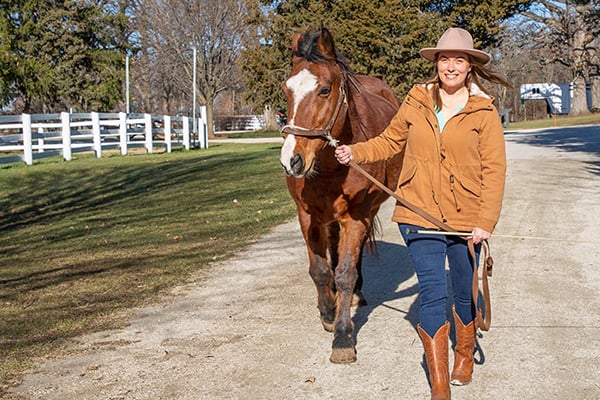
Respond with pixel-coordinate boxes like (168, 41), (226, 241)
(364, 216), (381, 258)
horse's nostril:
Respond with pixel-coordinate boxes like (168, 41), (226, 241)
(291, 154), (304, 174)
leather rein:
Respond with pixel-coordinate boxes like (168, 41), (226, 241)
(280, 69), (492, 331)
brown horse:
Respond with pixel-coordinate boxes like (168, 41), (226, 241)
(280, 27), (404, 363)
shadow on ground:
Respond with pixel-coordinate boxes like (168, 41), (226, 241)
(505, 125), (600, 175)
(353, 240), (419, 338)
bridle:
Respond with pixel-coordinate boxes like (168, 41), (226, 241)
(280, 70), (347, 148)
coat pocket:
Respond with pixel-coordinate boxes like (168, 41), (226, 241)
(456, 172), (481, 197)
(397, 159), (417, 188)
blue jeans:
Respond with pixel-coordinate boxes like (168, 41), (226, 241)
(399, 224), (480, 337)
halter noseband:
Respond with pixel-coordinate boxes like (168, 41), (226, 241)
(280, 71), (347, 148)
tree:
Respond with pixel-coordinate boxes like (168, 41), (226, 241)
(240, 0), (532, 120)
(492, 22), (572, 120)
(0, 0), (130, 113)
(517, 0), (600, 114)
(134, 0), (252, 137)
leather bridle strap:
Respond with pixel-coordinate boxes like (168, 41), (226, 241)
(348, 160), (493, 331)
(280, 73), (347, 148)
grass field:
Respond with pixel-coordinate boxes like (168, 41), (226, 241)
(0, 144), (297, 392)
(507, 113), (600, 130)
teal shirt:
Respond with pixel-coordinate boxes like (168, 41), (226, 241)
(436, 106), (464, 132)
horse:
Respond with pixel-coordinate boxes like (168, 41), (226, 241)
(280, 27), (404, 363)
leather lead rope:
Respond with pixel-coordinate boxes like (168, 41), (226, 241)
(468, 239), (493, 331)
(348, 160), (493, 331)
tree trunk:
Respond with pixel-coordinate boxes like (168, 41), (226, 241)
(263, 104), (279, 131)
(570, 76), (589, 115)
(569, 13), (590, 116)
(206, 101), (215, 139)
(590, 75), (600, 113)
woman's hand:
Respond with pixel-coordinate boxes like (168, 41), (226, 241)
(335, 145), (353, 165)
(471, 227), (491, 244)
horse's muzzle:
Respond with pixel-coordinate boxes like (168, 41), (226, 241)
(282, 153), (305, 178)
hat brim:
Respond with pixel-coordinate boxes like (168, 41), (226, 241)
(420, 48), (491, 64)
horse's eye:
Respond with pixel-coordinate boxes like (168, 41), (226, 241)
(318, 87), (331, 96)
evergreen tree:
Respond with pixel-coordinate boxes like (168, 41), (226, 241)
(240, 0), (531, 114)
(0, 0), (130, 113)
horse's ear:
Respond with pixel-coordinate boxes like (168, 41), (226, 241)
(291, 32), (304, 65)
(291, 32), (302, 53)
(317, 27), (336, 62)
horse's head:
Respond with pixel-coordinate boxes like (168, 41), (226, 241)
(280, 28), (349, 178)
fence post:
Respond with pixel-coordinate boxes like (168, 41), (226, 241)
(164, 115), (172, 153)
(199, 105), (208, 149)
(119, 112), (128, 155)
(183, 116), (190, 150)
(61, 112), (72, 161)
(22, 113), (33, 165)
(144, 113), (153, 153)
(91, 112), (102, 158)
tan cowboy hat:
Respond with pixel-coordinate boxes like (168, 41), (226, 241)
(419, 27), (491, 64)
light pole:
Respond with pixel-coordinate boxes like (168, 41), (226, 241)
(126, 54), (130, 114)
(192, 46), (197, 138)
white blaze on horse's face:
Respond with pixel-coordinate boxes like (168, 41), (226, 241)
(280, 68), (319, 173)
(286, 68), (318, 125)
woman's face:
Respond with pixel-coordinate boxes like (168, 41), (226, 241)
(436, 51), (471, 92)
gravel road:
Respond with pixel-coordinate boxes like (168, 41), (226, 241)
(8, 125), (600, 400)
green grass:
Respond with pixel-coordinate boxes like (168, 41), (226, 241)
(507, 114), (600, 130)
(214, 129), (282, 139)
(0, 144), (296, 393)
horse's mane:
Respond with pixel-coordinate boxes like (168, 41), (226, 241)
(293, 29), (399, 143)
(293, 30), (352, 74)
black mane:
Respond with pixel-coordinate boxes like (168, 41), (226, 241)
(293, 29), (351, 73)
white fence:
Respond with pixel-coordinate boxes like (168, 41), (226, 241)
(0, 110), (208, 165)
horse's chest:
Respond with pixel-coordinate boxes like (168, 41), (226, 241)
(287, 177), (348, 218)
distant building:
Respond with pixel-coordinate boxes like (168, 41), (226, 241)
(520, 83), (571, 115)
(520, 82), (594, 115)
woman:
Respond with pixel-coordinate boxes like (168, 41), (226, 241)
(335, 27), (510, 400)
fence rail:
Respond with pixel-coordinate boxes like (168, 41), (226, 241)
(0, 110), (208, 165)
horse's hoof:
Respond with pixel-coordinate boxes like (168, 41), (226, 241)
(321, 318), (335, 332)
(352, 291), (367, 307)
(330, 347), (357, 364)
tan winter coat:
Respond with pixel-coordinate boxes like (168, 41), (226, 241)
(350, 83), (506, 233)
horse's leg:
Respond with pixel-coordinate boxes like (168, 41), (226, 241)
(330, 218), (369, 364)
(299, 212), (337, 332)
(327, 221), (340, 274)
(328, 221), (366, 307)
(353, 246), (367, 307)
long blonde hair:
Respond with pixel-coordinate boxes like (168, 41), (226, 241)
(422, 55), (512, 111)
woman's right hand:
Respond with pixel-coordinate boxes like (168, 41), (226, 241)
(335, 145), (353, 165)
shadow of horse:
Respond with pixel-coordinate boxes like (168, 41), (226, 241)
(352, 239), (419, 337)
(352, 239), (486, 370)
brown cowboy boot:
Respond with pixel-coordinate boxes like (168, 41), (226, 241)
(418, 321), (451, 400)
(451, 306), (475, 386)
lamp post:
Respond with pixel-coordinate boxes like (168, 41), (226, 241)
(126, 54), (130, 114)
(193, 46), (197, 138)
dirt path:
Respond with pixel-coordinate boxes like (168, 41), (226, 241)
(9, 126), (600, 400)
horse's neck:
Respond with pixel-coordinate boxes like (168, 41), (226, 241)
(345, 77), (399, 143)
(317, 145), (347, 176)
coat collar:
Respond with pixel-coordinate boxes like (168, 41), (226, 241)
(422, 82), (490, 99)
